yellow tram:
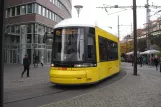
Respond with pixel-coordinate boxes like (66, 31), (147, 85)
(48, 18), (120, 85)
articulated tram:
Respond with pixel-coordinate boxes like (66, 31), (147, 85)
(46, 18), (120, 85)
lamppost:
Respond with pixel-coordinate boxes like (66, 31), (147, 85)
(133, 0), (138, 75)
(74, 5), (83, 18)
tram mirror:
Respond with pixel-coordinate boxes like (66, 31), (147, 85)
(43, 32), (53, 43)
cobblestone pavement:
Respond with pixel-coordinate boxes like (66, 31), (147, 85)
(4, 64), (50, 90)
(39, 63), (161, 107)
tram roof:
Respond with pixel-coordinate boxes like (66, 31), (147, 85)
(54, 18), (96, 28)
(54, 18), (117, 37)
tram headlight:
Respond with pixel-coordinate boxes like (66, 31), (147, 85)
(51, 64), (54, 67)
(74, 63), (96, 67)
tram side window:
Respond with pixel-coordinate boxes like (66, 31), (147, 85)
(87, 35), (96, 61)
(107, 40), (118, 60)
(53, 36), (62, 59)
(99, 36), (107, 61)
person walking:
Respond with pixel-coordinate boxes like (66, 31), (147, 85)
(40, 55), (44, 67)
(132, 55), (134, 66)
(139, 56), (143, 67)
(21, 55), (30, 78)
(153, 55), (159, 70)
(34, 55), (39, 68)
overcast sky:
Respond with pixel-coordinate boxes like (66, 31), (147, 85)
(71, 0), (161, 40)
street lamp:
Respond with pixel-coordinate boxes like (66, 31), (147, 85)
(74, 5), (83, 18)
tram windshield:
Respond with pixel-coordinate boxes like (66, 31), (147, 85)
(52, 28), (85, 62)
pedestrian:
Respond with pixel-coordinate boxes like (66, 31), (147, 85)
(34, 55), (39, 68)
(21, 55), (30, 78)
(33, 54), (36, 68)
(153, 55), (159, 70)
(40, 55), (44, 67)
(132, 55), (134, 66)
(139, 56), (143, 67)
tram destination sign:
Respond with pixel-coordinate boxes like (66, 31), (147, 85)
(56, 28), (79, 35)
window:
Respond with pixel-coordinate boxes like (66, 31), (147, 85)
(107, 40), (118, 60)
(20, 5), (26, 15)
(51, 12), (53, 19)
(11, 26), (15, 33)
(52, 0), (55, 4)
(46, 9), (48, 18)
(99, 37), (107, 61)
(38, 5), (41, 15)
(6, 8), (10, 18)
(42, 7), (45, 16)
(27, 4), (32, 13)
(49, 11), (51, 19)
(16, 36), (20, 43)
(57, 1), (60, 8)
(55, 14), (57, 22)
(33, 34), (38, 43)
(52, 13), (55, 21)
(27, 24), (32, 33)
(33, 3), (38, 13)
(55, 0), (58, 6)
(87, 35), (96, 61)
(11, 7), (15, 17)
(99, 36), (118, 61)
(27, 34), (32, 43)
(16, 6), (20, 15)
(15, 25), (20, 34)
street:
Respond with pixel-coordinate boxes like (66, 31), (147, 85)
(4, 63), (161, 107)
(4, 64), (126, 107)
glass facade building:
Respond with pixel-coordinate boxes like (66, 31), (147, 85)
(4, 0), (72, 64)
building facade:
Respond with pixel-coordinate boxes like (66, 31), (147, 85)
(4, 0), (72, 64)
(120, 17), (161, 54)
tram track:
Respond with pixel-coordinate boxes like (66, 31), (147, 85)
(4, 70), (126, 107)
(4, 89), (69, 104)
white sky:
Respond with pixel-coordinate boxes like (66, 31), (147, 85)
(71, 0), (161, 40)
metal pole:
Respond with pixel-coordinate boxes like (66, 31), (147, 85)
(118, 15), (119, 39)
(78, 10), (79, 18)
(146, 0), (151, 50)
(0, 0), (4, 106)
(133, 0), (137, 75)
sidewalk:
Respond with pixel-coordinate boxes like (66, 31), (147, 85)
(4, 63), (50, 90)
(39, 63), (161, 107)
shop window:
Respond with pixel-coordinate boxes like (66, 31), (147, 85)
(27, 34), (32, 43)
(16, 36), (20, 43)
(27, 24), (32, 33)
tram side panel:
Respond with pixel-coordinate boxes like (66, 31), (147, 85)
(95, 27), (120, 81)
